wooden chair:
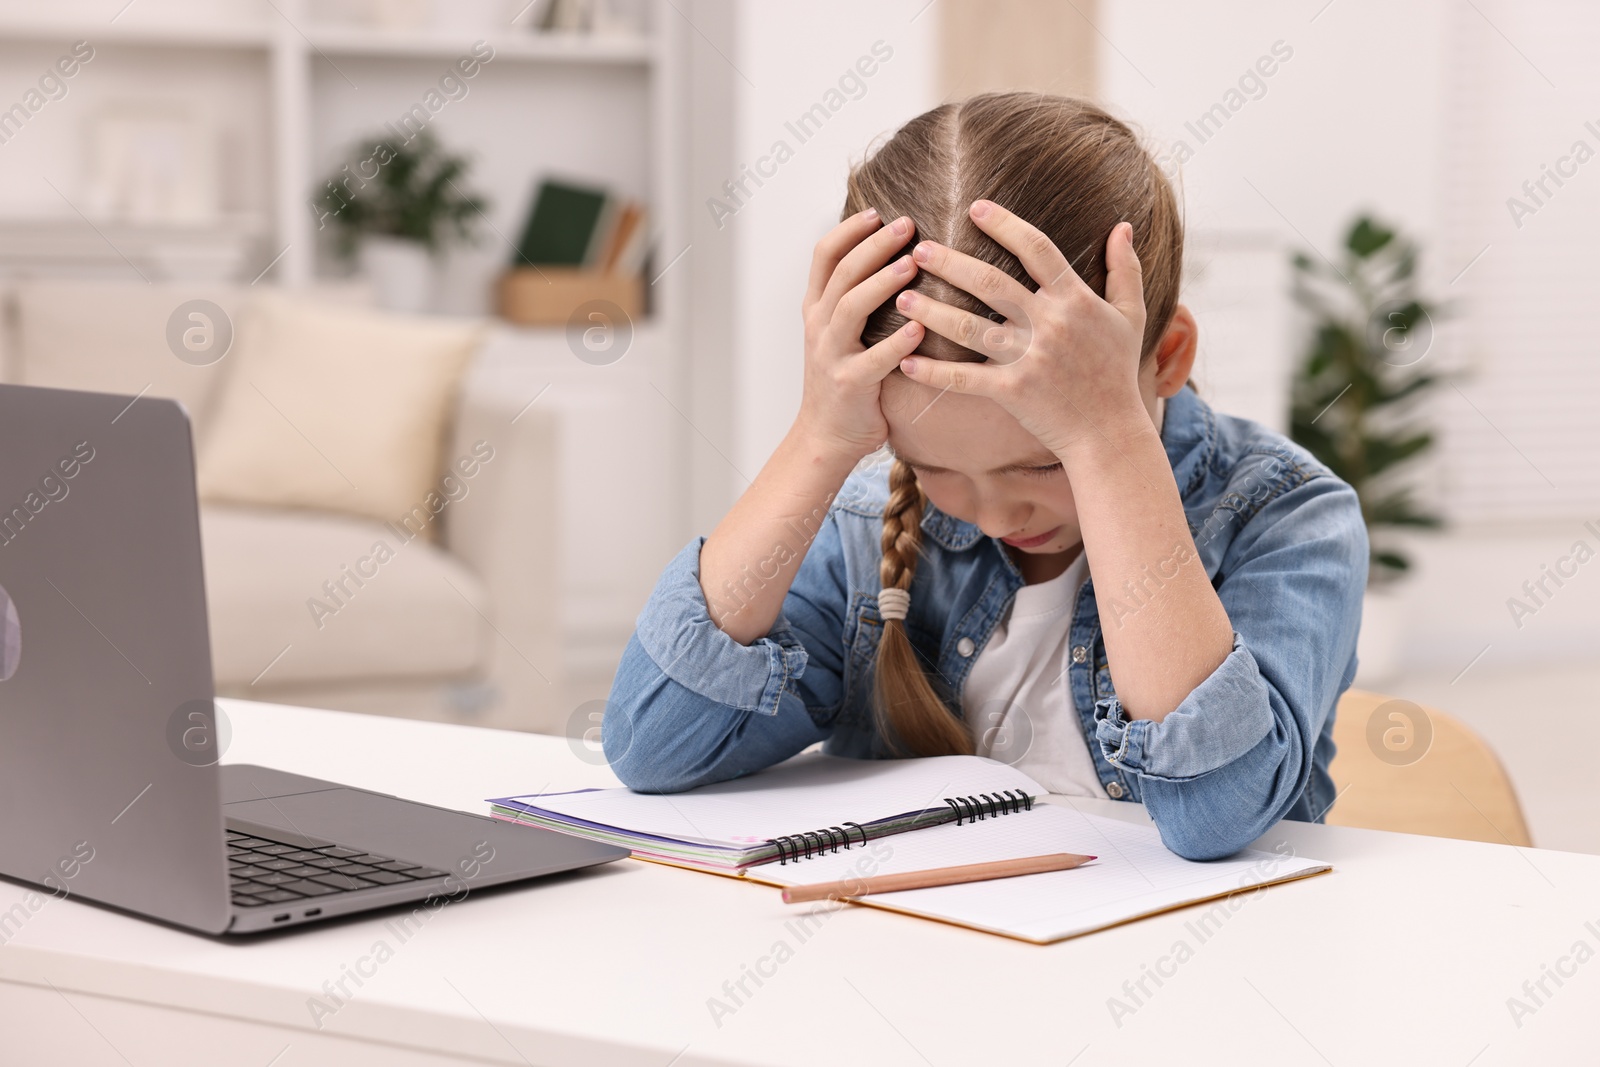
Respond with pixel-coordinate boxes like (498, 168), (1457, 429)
(1326, 688), (1532, 847)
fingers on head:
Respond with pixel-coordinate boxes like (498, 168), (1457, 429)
(1104, 222), (1146, 313)
(835, 321), (920, 393)
(823, 216), (914, 308)
(866, 320), (922, 368)
(808, 209), (883, 301)
(846, 215), (914, 274)
(815, 209), (879, 267)
(968, 200), (1071, 288)
(833, 256), (916, 340)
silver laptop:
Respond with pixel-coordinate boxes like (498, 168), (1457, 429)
(0, 383), (626, 935)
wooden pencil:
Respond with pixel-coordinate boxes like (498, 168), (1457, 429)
(780, 852), (1097, 903)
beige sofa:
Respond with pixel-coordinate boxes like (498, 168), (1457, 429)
(0, 280), (565, 733)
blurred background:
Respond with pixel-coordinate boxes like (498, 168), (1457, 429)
(0, 0), (1595, 853)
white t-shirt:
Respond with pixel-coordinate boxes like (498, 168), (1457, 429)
(963, 551), (1109, 798)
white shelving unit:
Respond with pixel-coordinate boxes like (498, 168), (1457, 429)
(0, 0), (693, 703)
(0, 2), (681, 298)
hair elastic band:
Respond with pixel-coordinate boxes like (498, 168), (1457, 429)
(877, 587), (910, 621)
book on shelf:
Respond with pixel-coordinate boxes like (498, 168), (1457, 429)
(511, 177), (647, 275)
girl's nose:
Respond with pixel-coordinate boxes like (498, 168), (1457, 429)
(974, 497), (1029, 539)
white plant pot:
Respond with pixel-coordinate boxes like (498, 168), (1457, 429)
(1354, 587), (1406, 688)
(359, 236), (434, 313)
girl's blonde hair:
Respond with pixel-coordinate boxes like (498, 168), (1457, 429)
(842, 92), (1185, 757)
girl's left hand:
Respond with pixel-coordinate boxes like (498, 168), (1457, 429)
(894, 200), (1149, 459)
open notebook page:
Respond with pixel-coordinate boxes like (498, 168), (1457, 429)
(494, 753), (1043, 847)
(753, 801), (1331, 944)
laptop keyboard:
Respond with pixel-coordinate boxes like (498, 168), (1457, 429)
(227, 829), (449, 909)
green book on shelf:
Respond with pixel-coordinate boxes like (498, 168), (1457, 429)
(513, 179), (611, 266)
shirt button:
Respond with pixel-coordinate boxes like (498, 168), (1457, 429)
(1106, 781), (1126, 799)
(1071, 645), (1088, 664)
(956, 637), (976, 657)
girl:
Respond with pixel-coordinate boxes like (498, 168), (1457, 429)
(603, 93), (1367, 861)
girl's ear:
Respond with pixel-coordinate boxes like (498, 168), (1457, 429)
(1151, 304), (1199, 399)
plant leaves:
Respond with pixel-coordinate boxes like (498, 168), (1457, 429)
(312, 129), (488, 255)
(1287, 213), (1447, 589)
(1346, 216), (1395, 258)
(1373, 550), (1410, 572)
(1363, 432), (1434, 475)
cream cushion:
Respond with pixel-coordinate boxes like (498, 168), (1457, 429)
(10, 280), (244, 431)
(196, 291), (482, 525)
(200, 505), (489, 687)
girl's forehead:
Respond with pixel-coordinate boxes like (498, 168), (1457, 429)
(881, 373), (1044, 467)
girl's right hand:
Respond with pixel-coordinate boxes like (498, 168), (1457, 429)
(796, 209), (924, 461)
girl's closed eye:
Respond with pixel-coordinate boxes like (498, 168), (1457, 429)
(911, 463), (1063, 478)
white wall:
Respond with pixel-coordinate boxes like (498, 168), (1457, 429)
(1097, 0), (1448, 421)
(712, 1), (938, 483)
(1098, 0), (1448, 266)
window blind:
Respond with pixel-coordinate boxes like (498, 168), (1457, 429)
(1435, 0), (1600, 523)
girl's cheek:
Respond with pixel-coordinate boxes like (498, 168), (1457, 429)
(920, 483), (971, 524)
(1018, 483), (1078, 532)
(1049, 479), (1078, 516)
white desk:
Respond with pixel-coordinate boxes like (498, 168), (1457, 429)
(2, 700), (1597, 1066)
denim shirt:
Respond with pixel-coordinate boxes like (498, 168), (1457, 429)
(604, 386), (1368, 860)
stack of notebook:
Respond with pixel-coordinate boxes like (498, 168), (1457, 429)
(488, 754), (1330, 944)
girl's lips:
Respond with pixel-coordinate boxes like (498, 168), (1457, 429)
(1000, 526), (1059, 548)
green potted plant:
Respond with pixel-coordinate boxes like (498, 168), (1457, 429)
(1288, 215), (1445, 679)
(313, 129), (488, 312)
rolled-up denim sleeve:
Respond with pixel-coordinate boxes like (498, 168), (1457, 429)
(1092, 474), (1368, 860)
(602, 512), (853, 793)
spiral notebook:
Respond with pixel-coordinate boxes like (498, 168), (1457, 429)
(488, 753), (1331, 943)
(489, 753), (1040, 872)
